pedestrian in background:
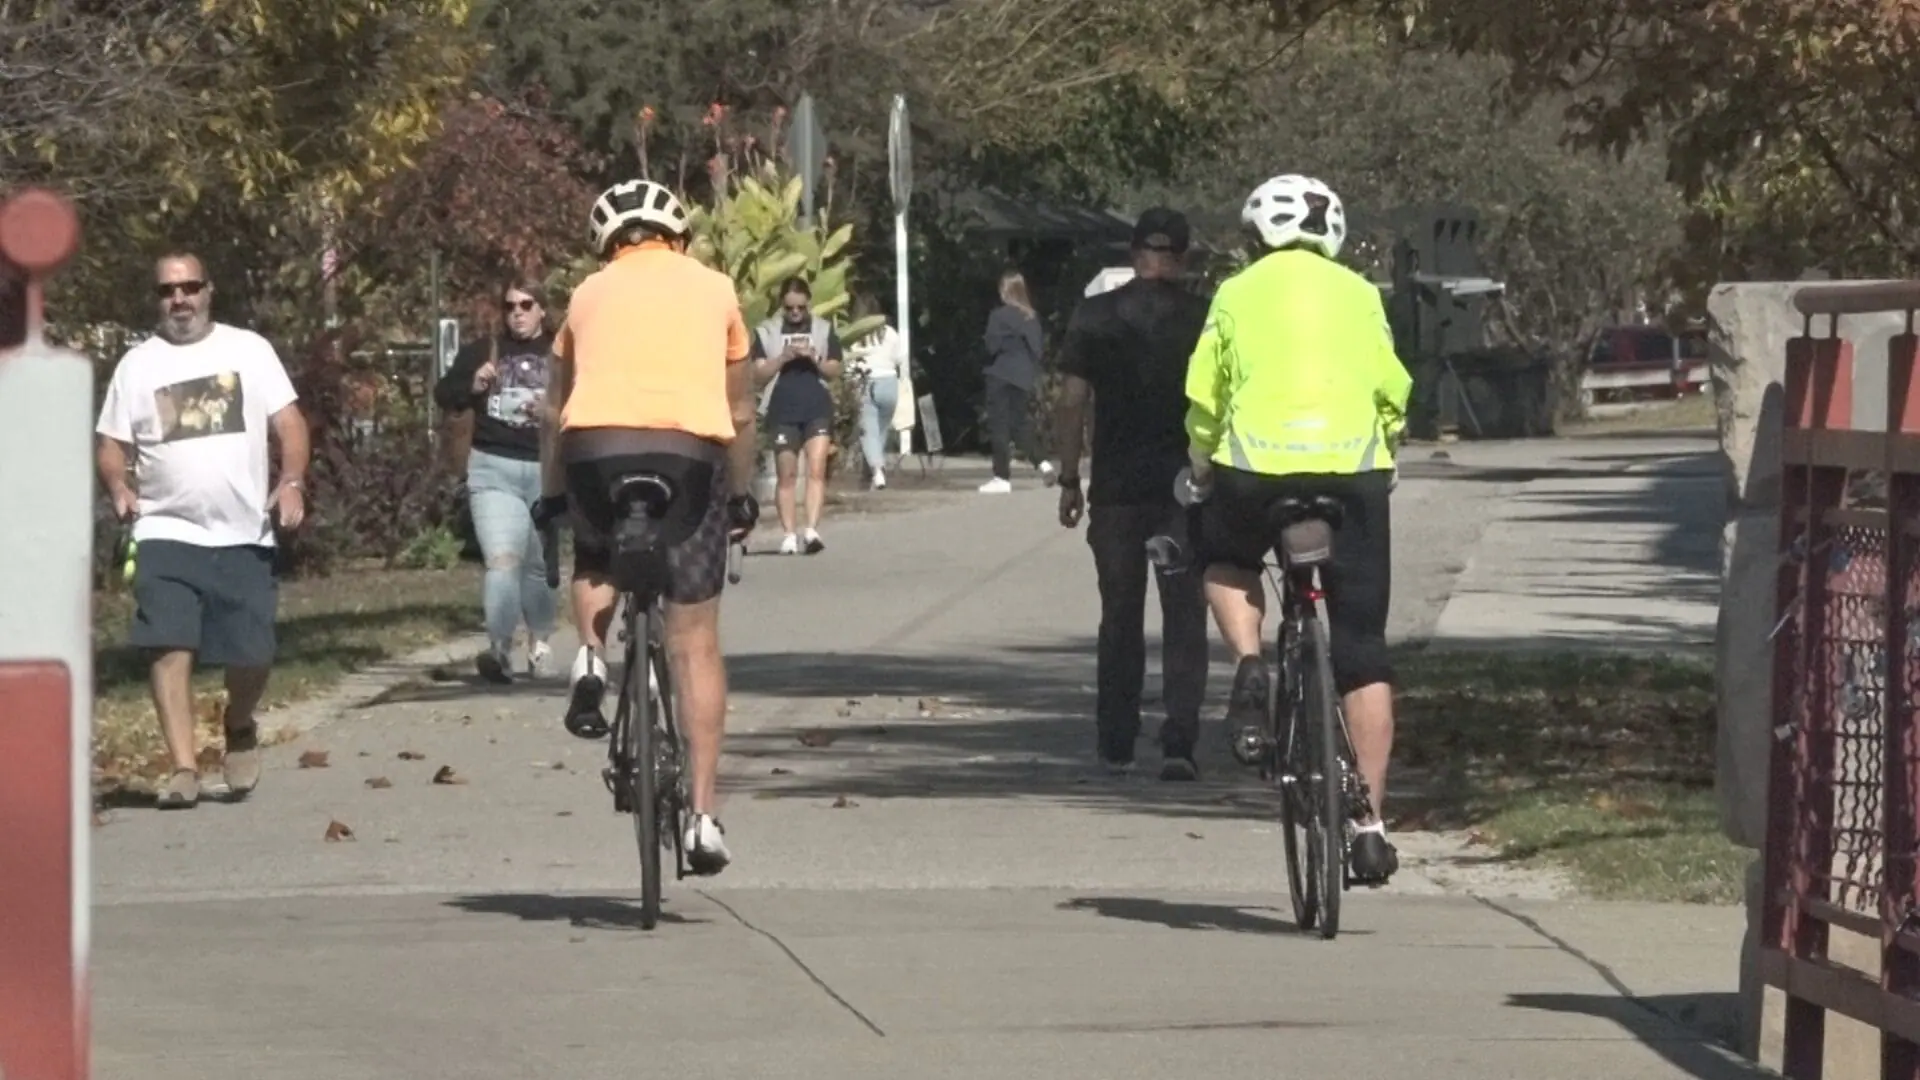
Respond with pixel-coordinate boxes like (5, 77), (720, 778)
(95, 252), (310, 808)
(1052, 209), (1211, 779)
(752, 276), (843, 554)
(433, 278), (559, 683)
(980, 268), (1055, 494)
(848, 293), (906, 490)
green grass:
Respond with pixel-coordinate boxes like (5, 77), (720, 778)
(93, 564), (481, 794)
(1387, 648), (1744, 903)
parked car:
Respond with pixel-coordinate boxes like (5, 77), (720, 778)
(1579, 325), (1709, 409)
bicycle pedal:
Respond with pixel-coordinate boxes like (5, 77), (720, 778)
(1231, 728), (1271, 767)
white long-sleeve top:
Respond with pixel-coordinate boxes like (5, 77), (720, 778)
(848, 324), (906, 381)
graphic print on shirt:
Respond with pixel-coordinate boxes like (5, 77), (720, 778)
(485, 350), (551, 429)
(153, 372), (246, 443)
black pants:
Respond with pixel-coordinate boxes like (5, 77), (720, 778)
(985, 377), (1041, 480)
(1087, 501), (1210, 761)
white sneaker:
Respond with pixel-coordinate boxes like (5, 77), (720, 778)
(526, 640), (553, 679)
(683, 813), (732, 876)
(871, 467), (887, 490)
(978, 477), (1013, 494)
(564, 647), (609, 738)
(779, 533), (800, 555)
(1038, 461), (1058, 486)
(802, 527), (825, 554)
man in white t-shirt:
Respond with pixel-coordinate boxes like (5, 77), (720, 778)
(95, 253), (311, 809)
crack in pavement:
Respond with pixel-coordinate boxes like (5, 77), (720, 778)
(698, 889), (888, 1038)
(1471, 894), (1767, 1075)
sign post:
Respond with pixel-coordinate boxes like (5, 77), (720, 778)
(887, 94), (920, 456)
(787, 93), (828, 228)
(0, 187), (93, 1080)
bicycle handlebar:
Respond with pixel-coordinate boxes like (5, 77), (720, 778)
(727, 537), (746, 584)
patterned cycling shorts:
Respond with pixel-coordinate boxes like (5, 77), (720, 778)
(563, 427), (731, 605)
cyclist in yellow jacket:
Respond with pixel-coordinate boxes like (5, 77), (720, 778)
(1184, 173), (1411, 884)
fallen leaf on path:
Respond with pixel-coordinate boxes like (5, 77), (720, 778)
(364, 777), (393, 790)
(568, 935), (587, 944)
(397, 750), (426, 761)
(835, 707), (853, 718)
(357, 750), (371, 758)
(916, 697), (939, 715)
(771, 767), (793, 776)
(831, 795), (858, 809)
(556, 811), (573, 817)
(324, 820), (354, 842)
(797, 728), (839, 748)
(1185, 832), (1204, 840)
(551, 761), (566, 771)
(298, 749), (330, 769)
(432, 766), (468, 785)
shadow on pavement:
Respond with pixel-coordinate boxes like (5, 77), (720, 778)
(1506, 992), (1766, 1080)
(443, 892), (707, 931)
(1056, 896), (1370, 937)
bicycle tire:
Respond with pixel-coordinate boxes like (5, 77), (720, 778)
(1276, 615), (1317, 932)
(632, 601), (664, 930)
(1304, 612), (1343, 939)
(651, 613), (687, 880)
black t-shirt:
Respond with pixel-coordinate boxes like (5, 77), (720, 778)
(1057, 278), (1210, 506)
(432, 331), (556, 460)
(752, 321), (844, 425)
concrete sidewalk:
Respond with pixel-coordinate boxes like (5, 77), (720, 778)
(88, 434), (1754, 1079)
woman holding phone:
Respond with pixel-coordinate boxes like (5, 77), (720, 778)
(751, 276), (843, 554)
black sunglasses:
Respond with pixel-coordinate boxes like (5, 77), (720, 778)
(503, 298), (539, 312)
(155, 280), (207, 299)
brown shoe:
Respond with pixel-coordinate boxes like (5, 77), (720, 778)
(156, 769), (200, 809)
(223, 726), (262, 798)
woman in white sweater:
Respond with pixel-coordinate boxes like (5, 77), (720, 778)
(848, 294), (908, 489)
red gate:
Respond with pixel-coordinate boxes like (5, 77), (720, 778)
(1764, 282), (1920, 1078)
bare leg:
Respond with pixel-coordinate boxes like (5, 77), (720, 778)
(149, 650), (198, 773)
(223, 665), (271, 732)
(1343, 682), (1394, 821)
(775, 448), (800, 535)
(1203, 564), (1265, 660)
(571, 574), (618, 653)
(801, 434), (830, 531)
(663, 596), (725, 814)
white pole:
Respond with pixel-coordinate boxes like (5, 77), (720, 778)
(893, 207), (914, 454)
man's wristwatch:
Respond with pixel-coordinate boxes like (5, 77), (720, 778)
(282, 477), (305, 491)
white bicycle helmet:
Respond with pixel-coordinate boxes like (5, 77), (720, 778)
(1241, 174), (1346, 259)
(588, 179), (690, 255)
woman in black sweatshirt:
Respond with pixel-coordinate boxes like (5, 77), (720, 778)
(979, 269), (1056, 493)
(432, 279), (559, 684)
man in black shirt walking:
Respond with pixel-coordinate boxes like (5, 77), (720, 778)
(1053, 208), (1212, 780)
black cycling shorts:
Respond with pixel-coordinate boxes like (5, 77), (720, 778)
(563, 427), (731, 605)
(1196, 466), (1394, 694)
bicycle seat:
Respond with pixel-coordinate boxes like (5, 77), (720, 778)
(609, 473), (675, 517)
(1270, 495), (1343, 568)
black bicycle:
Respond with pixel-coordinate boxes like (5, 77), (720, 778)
(1161, 469), (1370, 940)
(538, 476), (747, 930)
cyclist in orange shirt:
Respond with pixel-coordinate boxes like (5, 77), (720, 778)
(534, 179), (759, 874)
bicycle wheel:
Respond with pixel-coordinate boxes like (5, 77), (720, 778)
(1275, 615), (1317, 932)
(631, 602), (664, 930)
(1302, 612), (1344, 939)
(649, 612), (687, 880)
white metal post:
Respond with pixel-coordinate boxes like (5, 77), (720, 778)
(0, 188), (92, 1080)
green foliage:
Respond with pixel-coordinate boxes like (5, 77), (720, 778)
(396, 525), (466, 571)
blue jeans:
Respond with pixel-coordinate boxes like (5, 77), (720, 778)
(859, 376), (900, 469)
(466, 449), (557, 649)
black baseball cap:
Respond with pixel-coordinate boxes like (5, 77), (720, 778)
(1131, 207), (1191, 253)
